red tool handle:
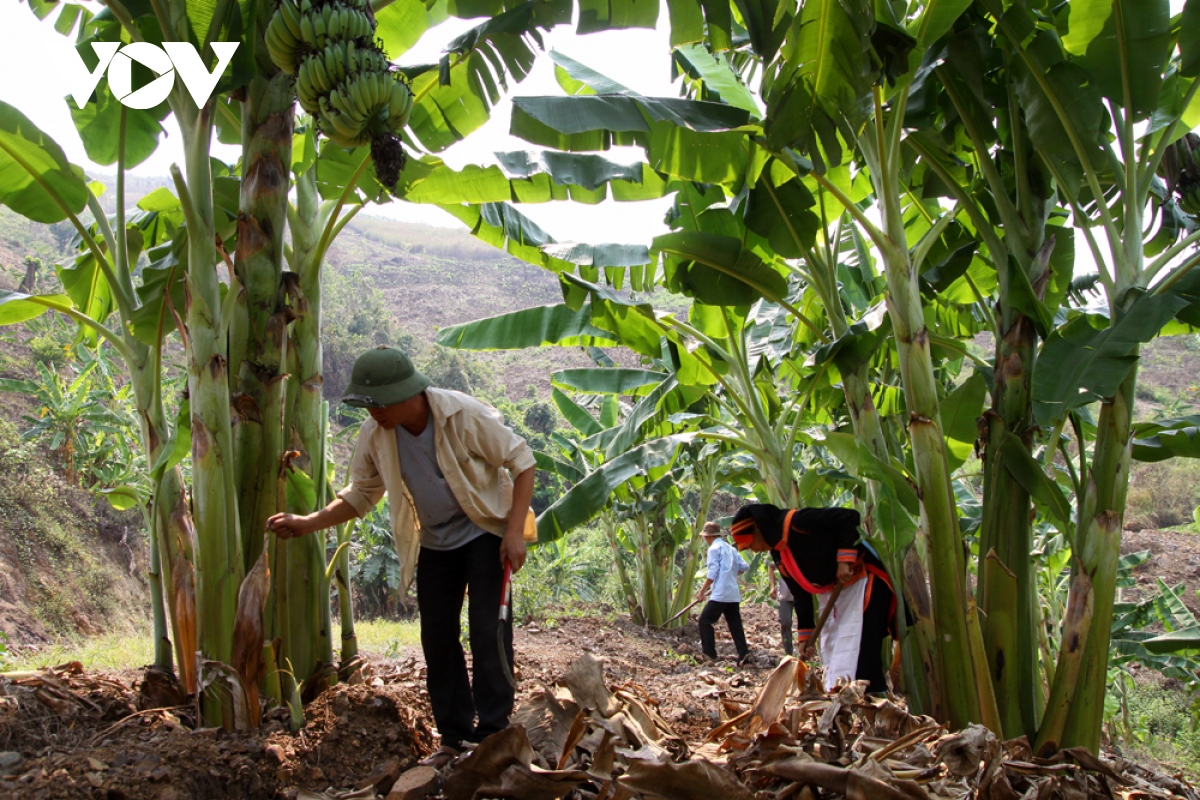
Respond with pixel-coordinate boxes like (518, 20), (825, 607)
(499, 559), (513, 622)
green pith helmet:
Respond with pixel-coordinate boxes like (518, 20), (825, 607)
(341, 346), (431, 408)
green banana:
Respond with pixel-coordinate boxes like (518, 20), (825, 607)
(1181, 185), (1200, 216)
(265, 11), (299, 73)
(279, 0), (303, 40)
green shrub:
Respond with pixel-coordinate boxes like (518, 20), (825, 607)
(28, 335), (66, 367)
(514, 526), (620, 623)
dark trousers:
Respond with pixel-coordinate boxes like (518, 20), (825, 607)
(416, 534), (514, 749)
(857, 573), (895, 692)
(698, 600), (749, 659)
(778, 599), (795, 655)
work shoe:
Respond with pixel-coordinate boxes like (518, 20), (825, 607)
(419, 744), (462, 769)
(736, 652), (754, 667)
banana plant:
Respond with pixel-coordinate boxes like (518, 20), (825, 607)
(973, 0), (1200, 753)
(535, 388), (723, 628)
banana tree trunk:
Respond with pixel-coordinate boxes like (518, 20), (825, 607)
(879, 229), (986, 730)
(842, 363), (936, 714)
(665, 465), (720, 626)
(850, 94), (994, 728)
(334, 510), (358, 662)
(290, 168), (339, 668)
(977, 311), (1040, 739)
(804, 237), (938, 714)
(177, 109), (246, 728)
(1059, 365), (1135, 750)
(158, 469), (199, 692)
(129, 352), (198, 690)
(636, 518), (664, 625)
(602, 517), (640, 620)
(144, 502), (172, 673)
(232, 54), (294, 575)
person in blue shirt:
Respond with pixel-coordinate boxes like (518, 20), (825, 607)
(695, 521), (751, 664)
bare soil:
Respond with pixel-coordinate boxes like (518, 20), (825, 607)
(1121, 528), (1200, 617)
(0, 604), (785, 800)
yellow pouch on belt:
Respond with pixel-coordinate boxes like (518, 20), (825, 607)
(523, 510), (538, 542)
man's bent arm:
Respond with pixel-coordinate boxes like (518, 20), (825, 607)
(500, 466), (535, 572)
(267, 497), (360, 539)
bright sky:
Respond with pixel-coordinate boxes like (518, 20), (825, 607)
(0, 1), (678, 244)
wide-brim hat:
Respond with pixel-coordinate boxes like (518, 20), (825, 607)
(341, 346), (431, 408)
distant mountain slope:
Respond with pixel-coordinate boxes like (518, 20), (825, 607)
(326, 213), (599, 399)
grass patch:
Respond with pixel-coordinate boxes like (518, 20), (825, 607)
(1126, 458), (1200, 531)
(7, 618), (422, 671)
(7, 630), (154, 672)
(1113, 679), (1200, 780)
(355, 618), (421, 659)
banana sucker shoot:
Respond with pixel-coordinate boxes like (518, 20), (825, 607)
(266, 0), (415, 188)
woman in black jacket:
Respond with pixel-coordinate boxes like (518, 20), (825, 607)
(731, 503), (896, 692)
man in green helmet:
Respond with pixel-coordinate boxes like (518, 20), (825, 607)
(266, 346), (536, 765)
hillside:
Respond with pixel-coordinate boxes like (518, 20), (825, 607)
(326, 212), (596, 399)
(0, 259), (150, 651)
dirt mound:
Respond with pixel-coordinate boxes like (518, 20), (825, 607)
(0, 662), (432, 800)
(267, 674), (436, 789)
(0, 603), (789, 799)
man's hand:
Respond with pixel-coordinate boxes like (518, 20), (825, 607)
(770, 586), (778, 601)
(267, 498), (358, 540)
(266, 513), (315, 539)
(500, 530), (527, 573)
(695, 588), (708, 602)
(836, 561), (854, 585)
(500, 467), (535, 573)
(799, 643), (814, 661)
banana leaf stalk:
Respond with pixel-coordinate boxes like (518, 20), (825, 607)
(142, 497), (172, 674)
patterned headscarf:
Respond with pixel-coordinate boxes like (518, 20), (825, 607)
(730, 503), (789, 550)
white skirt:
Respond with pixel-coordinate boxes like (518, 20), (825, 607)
(817, 576), (867, 691)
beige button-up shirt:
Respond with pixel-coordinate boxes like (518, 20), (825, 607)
(337, 388), (537, 592)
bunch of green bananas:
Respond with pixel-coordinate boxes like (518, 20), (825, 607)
(1161, 133), (1200, 217)
(265, 0), (414, 186)
(1181, 183), (1200, 216)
